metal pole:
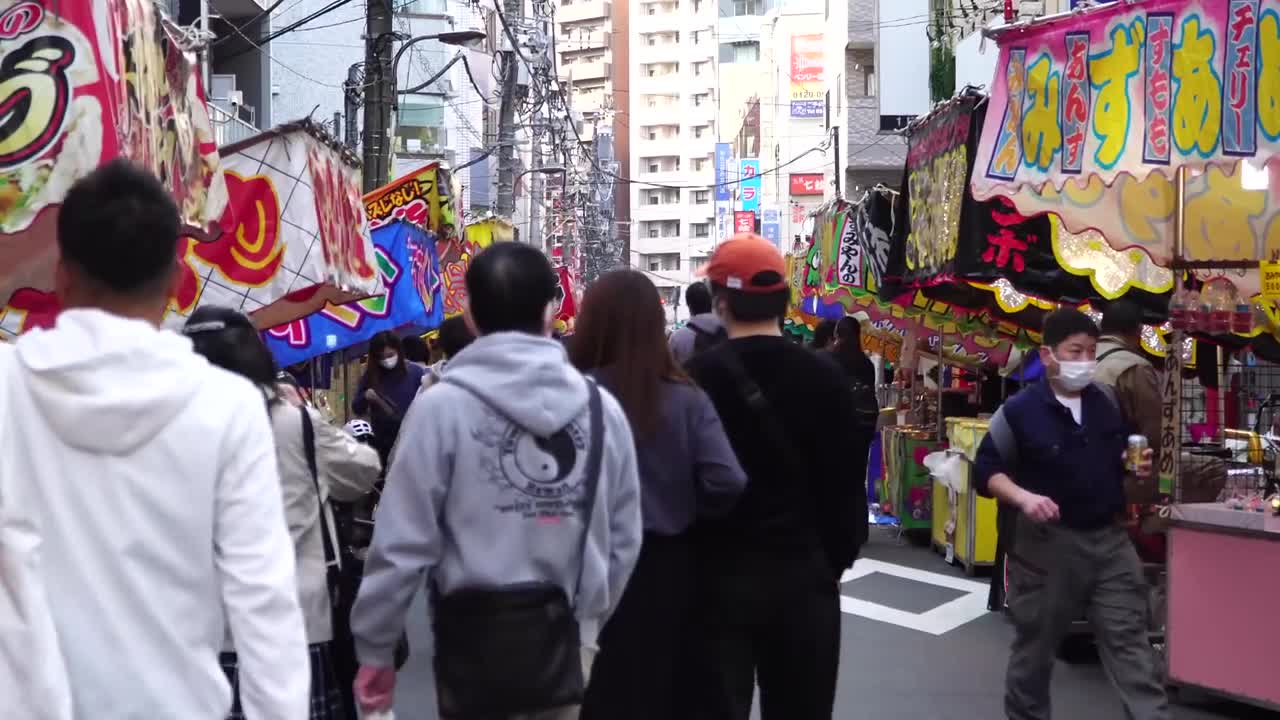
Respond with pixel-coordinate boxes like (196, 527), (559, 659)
(832, 125), (841, 199)
(494, 0), (522, 219)
(530, 121), (543, 248)
(362, 0), (395, 193)
(199, 0), (211, 89)
(341, 350), (351, 422)
(937, 331), (946, 441)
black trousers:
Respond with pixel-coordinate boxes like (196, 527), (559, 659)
(685, 546), (841, 720)
(581, 533), (696, 720)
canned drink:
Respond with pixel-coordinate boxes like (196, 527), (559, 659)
(1127, 434), (1149, 472)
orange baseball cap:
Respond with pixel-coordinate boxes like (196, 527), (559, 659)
(701, 233), (788, 294)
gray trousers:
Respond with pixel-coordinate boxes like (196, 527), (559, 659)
(1004, 519), (1169, 720)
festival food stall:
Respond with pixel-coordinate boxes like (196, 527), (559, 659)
(0, 0), (383, 337)
(975, 0), (1280, 708)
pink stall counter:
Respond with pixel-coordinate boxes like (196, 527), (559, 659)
(1167, 505), (1280, 711)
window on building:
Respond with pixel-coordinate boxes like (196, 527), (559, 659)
(691, 222), (710, 238)
(690, 255), (709, 272)
(865, 65), (876, 96)
(692, 30), (701, 44)
(725, 0), (763, 16)
(395, 101), (446, 154)
(647, 34), (657, 46)
(718, 41), (760, 63)
(692, 157), (707, 171)
(400, 0), (448, 13)
(648, 162), (660, 173)
(693, 0), (703, 10)
(645, 253), (682, 271)
(694, 189), (710, 204)
(693, 125), (705, 138)
(693, 93), (708, 107)
(647, 4), (657, 14)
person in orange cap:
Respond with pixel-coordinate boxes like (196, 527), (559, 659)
(682, 233), (870, 720)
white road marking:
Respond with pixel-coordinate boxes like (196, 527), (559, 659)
(839, 559), (992, 636)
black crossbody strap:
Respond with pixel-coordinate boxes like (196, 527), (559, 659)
(300, 407), (342, 583)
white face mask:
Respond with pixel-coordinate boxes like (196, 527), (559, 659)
(380, 355), (399, 370)
(1050, 351), (1096, 391)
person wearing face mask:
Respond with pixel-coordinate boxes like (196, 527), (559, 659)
(973, 308), (1168, 720)
(353, 332), (426, 465)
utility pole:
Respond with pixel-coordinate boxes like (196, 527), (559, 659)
(494, 0), (522, 221)
(362, 0), (394, 193)
(529, 121), (544, 250)
(832, 125), (841, 198)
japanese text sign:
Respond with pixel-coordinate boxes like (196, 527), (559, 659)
(790, 34), (825, 118)
(975, 0), (1280, 197)
(734, 210), (756, 233)
(740, 159), (761, 212)
(1262, 260), (1280, 298)
(790, 173), (825, 195)
(715, 143), (732, 202)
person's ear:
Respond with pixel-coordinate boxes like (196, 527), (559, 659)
(53, 257), (73, 304)
(1039, 345), (1054, 368)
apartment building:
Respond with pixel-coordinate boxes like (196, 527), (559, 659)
(173, 0), (273, 147)
(628, 0), (720, 317)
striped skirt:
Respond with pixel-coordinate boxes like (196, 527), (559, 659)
(220, 641), (348, 720)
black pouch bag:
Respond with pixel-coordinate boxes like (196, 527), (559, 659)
(431, 380), (604, 719)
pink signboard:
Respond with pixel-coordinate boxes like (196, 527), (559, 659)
(973, 0), (1280, 199)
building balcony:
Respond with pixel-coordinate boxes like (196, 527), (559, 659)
(571, 91), (609, 114)
(567, 60), (611, 81)
(632, 202), (686, 222)
(633, 10), (683, 34)
(209, 0), (268, 19)
(209, 102), (261, 147)
(634, 42), (682, 64)
(560, 29), (612, 52)
(559, 0), (611, 24)
(635, 168), (686, 186)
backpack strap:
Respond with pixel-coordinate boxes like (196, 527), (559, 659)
(1097, 347), (1142, 363)
(1092, 381), (1120, 415)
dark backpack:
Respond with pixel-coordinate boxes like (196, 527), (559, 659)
(691, 323), (729, 354)
(849, 377), (881, 430)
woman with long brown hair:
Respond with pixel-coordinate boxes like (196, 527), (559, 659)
(570, 270), (746, 720)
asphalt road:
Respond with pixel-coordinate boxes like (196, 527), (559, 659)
(386, 528), (1277, 719)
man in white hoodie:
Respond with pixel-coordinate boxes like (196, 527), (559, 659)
(0, 160), (310, 718)
(351, 242), (643, 719)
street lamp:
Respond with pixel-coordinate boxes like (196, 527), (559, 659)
(392, 30), (488, 89)
(516, 166), (566, 184)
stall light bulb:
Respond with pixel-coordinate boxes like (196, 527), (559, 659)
(1242, 159), (1270, 191)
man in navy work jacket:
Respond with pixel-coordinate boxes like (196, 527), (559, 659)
(974, 308), (1168, 720)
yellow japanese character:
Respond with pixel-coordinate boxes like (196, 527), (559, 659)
(1260, 10), (1280, 140)
(1264, 211), (1280, 259)
(1021, 54), (1062, 172)
(1172, 16), (1222, 156)
(1089, 21), (1144, 168)
(1118, 172), (1175, 244)
(1184, 165), (1264, 260)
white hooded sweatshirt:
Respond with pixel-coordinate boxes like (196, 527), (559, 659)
(1, 309), (309, 719)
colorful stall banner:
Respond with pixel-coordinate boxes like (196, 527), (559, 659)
(714, 143), (733, 202)
(790, 34), (825, 118)
(763, 207), (781, 247)
(740, 159), (761, 212)
(734, 211), (756, 233)
(853, 188), (896, 294)
(974, 0), (1280, 194)
(790, 173), (825, 195)
(364, 163), (469, 314)
(166, 123), (381, 332)
(264, 221), (443, 367)
(0, 0), (228, 337)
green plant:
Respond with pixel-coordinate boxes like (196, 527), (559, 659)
(931, 44), (956, 102)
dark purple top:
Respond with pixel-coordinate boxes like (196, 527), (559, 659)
(593, 373), (747, 536)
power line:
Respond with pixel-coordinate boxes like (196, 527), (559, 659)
(223, 0), (358, 61)
(211, 0), (294, 47)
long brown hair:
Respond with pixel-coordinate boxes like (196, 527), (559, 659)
(570, 270), (690, 439)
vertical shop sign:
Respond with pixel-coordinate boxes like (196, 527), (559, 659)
(734, 211), (756, 233)
(762, 207), (780, 246)
(714, 143), (732, 202)
(790, 34), (825, 118)
(740, 159), (761, 212)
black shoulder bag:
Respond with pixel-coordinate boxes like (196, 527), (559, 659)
(431, 380), (604, 719)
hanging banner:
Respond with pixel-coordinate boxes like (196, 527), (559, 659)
(0, 0), (229, 337)
(165, 124), (381, 332)
(734, 210), (756, 233)
(714, 143), (733, 202)
(363, 162), (470, 314)
(853, 188), (896, 294)
(740, 159), (761, 212)
(790, 34), (825, 118)
(974, 0), (1280, 196)
(264, 221), (443, 367)
(554, 265), (577, 335)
